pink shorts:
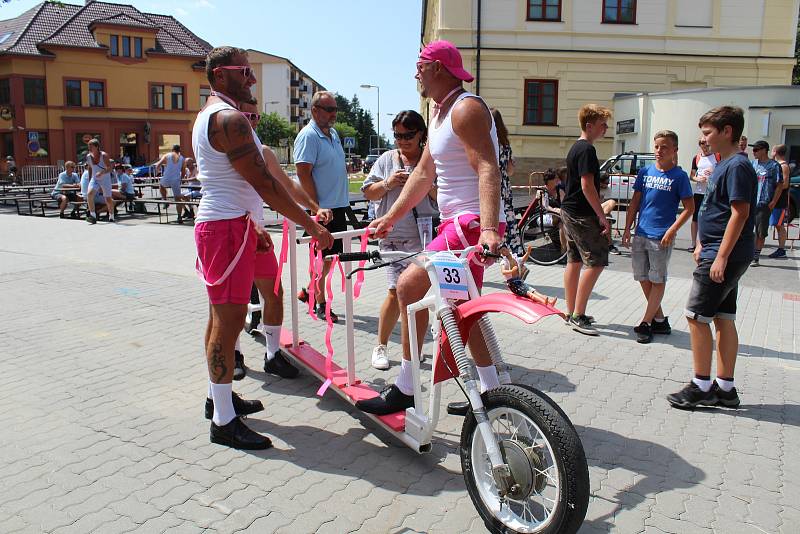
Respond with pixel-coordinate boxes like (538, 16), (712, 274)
(426, 214), (506, 289)
(254, 248), (278, 279)
(195, 216), (257, 305)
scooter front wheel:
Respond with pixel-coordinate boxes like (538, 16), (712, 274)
(460, 385), (589, 534)
(244, 284), (261, 334)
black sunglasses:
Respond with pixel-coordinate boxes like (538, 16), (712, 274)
(314, 105), (338, 113)
(393, 131), (419, 141)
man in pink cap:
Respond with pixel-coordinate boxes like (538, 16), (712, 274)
(358, 40), (506, 416)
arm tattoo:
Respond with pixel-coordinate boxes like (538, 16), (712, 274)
(208, 342), (227, 382)
(228, 142), (259, 162)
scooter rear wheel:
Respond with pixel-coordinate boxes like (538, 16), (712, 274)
(460, 385), (589, 533)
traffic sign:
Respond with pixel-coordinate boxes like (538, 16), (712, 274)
(343, 136), (356, 149)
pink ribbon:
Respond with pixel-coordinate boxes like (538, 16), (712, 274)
(317, 256), (338, 396)
(274, 218), (290, 297)
(352, 230), (370, 298)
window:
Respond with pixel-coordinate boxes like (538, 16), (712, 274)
(0, 79), (9, 105)
(527, 0), (561, 21)
(89, 81), (104, 107)
(122, 36), (130, 57)
(0, 32), (13, 45)
(158, 134), (180, 156)
(23, 78), (45, 105)
(602, 0), (636, 24)
(151, 84), (164, 109)
(110, 34), (119, 56)
(200, 86), (210, 107)
(171, 86), (184, 110)
(524, 80), (558, 126)
(76, 133), (101, 163)
(65, 80), (81, 106)
(134, 37), (142, 58)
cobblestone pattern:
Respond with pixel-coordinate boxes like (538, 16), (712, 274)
(0, 214), (797, 533)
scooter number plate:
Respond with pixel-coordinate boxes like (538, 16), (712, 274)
(432, 259), (469, 300)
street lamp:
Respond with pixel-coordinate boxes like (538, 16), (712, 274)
(264, 100), (280, 113)
(360, 84), (380, 153)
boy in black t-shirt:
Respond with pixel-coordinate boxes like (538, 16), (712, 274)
(561, 104), (612, 335)
(667, 106), (756, 410)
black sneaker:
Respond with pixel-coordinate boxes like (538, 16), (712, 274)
(711, 382), (740, 408)
(86, 213), (96, 224)
(264, 350), (299, 379)
(569, 314), (598, 336)
(315, 303), (338, 323)
(297, 287), (309, 303)
(636, 322), (653, 344)
(609, 244), (621, 255)
(233, 350), (247, 381)
(666, 382), (717, 409)
(651, 317), (672, 335)
(355, 384), (414, 415)
(210, 416), (271, 450)
(205, 391), (264, 420)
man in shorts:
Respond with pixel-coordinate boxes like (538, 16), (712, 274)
(294, 91), (350, 322)
(357, 40), (505, 415)
(155, 145), (190, 223)
(85, 138), (115, 223)
(194, 46), (332, 449)
(768, 143), (791, 259)
(749, 140), (782, 266)
(667, 106), (756, 409)
(561, 104), (612, 335)
(51, 161), (81, 218)
(622, 130), (693, 343)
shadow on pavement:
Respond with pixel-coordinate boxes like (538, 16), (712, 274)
(699, 403), (800, 427)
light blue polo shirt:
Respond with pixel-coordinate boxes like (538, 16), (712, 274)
(53, 171), (80, 193)
(293, 120), (348, 209)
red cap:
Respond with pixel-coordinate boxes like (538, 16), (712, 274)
(419, 40), (474, 83)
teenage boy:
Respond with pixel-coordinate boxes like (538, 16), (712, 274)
(561, 104), (612, 335)
(768, 144), (791, 259)
(667, 106), (756, 409)
(622, 130), (693, 344)
(749, 140), (782, 266)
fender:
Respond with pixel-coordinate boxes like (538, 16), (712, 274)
(433, 293), (564, 384)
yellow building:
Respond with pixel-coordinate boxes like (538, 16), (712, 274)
(421, 0), (799, 173)
(0, 0), (212, 167)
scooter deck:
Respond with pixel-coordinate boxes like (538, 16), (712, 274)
(279, 329), (405, 432)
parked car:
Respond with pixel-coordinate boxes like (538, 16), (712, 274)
(362, 154), (379, 174)
(788, 161), (799, 222)
(133, 164), (157, 178)
(599, 152), (655, 204)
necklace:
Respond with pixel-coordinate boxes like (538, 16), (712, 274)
(210, 90), (238, 109)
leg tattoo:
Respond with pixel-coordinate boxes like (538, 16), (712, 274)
(209, 342), (227, 382)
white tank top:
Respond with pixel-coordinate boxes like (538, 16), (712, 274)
(86, 152), (107, 179)
(163, 153), (184, 181)
(427, 91), (504, 222)
(193, 102), (263, 224)
(693, 153), (717, 195)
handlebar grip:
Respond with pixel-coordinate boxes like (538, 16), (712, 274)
(337, 251), (375, 262)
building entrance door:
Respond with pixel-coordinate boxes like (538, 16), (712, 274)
(785, 128), (800, 165)
(119, 132), (138, 165)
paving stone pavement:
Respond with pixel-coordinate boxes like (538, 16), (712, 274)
(1, 212), (798, 533)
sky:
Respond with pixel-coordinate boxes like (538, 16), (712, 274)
(0, 0), (425, 139)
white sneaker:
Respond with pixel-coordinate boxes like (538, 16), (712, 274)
(371, 345), (389, 370)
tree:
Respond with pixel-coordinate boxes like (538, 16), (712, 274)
(333, 122), (358, 143)
(256, 112), (295, 147)
(333, 93), (379, 156)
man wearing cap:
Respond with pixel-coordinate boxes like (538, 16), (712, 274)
(358, 40), (505, 416)
(750, 140), (782, 266)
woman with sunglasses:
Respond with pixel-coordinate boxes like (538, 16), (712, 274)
(361, 110), (438, 370)
(491, 108), (524, 259)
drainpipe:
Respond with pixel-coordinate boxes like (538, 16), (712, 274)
(476, 0), (482, 95)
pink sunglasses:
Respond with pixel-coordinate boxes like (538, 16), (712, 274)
(213, 65), (255, 79)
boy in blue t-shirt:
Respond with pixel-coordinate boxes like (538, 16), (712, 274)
(749, 140), (782, 266)
(622, 130), (693, 344)
(667, 106), (757, 410)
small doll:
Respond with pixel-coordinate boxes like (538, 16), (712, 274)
(500, 246), (557, 306)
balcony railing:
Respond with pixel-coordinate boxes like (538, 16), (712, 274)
(290, 79), (300, 87)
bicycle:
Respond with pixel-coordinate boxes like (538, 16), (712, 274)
(274, 225), (590, 533)
(517, 189), (567, 266)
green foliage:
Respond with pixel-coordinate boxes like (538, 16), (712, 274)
(333, 122), (358, 142)
(256, 112), (295, 147)
(334, 93), (381, 156)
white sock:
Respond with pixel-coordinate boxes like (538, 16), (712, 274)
(395, 359), (414, 396)
(210, 382), (236, 425)
(716, 377), (735, 392)
(263, 324), (281, 359)
(477, 364), (500, 393)
(207, 380), (213, 400)
(692, 377), (713, 392)
(234, 336), (241, 353)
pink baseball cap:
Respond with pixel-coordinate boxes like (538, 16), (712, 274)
(419, 40), (474, 83)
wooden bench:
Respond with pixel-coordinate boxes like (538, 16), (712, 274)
(133, 199), (199, 224)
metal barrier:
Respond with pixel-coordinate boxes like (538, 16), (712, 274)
(20, 164), (87, 185)
(510, 171), (544, 197)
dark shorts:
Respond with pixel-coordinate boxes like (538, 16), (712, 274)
(51, 190), (78, 201)
(692, 193), (704, 222)
(684, 259), (749, 323)
(307, 206), (350, 256)
(561, 210), (609, 267)
(124, 192), (137, 201)
(754, 206), (771, 239)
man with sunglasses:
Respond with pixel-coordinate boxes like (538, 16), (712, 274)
(194, 46), (332, 450)
(294, 91), (351, 322)
(358, 40), (506, 416)
(749, 140), (782, 266)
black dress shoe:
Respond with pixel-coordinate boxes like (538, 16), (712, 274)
(263, 350), (299, 379)
(233, 350), (247, 381)
(447, 401), (470, 416)
(210, 416), (272, 450)
(205, 391), (264, 420)
(355, 384), (414, 415)
(315, 303), (338, 323)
